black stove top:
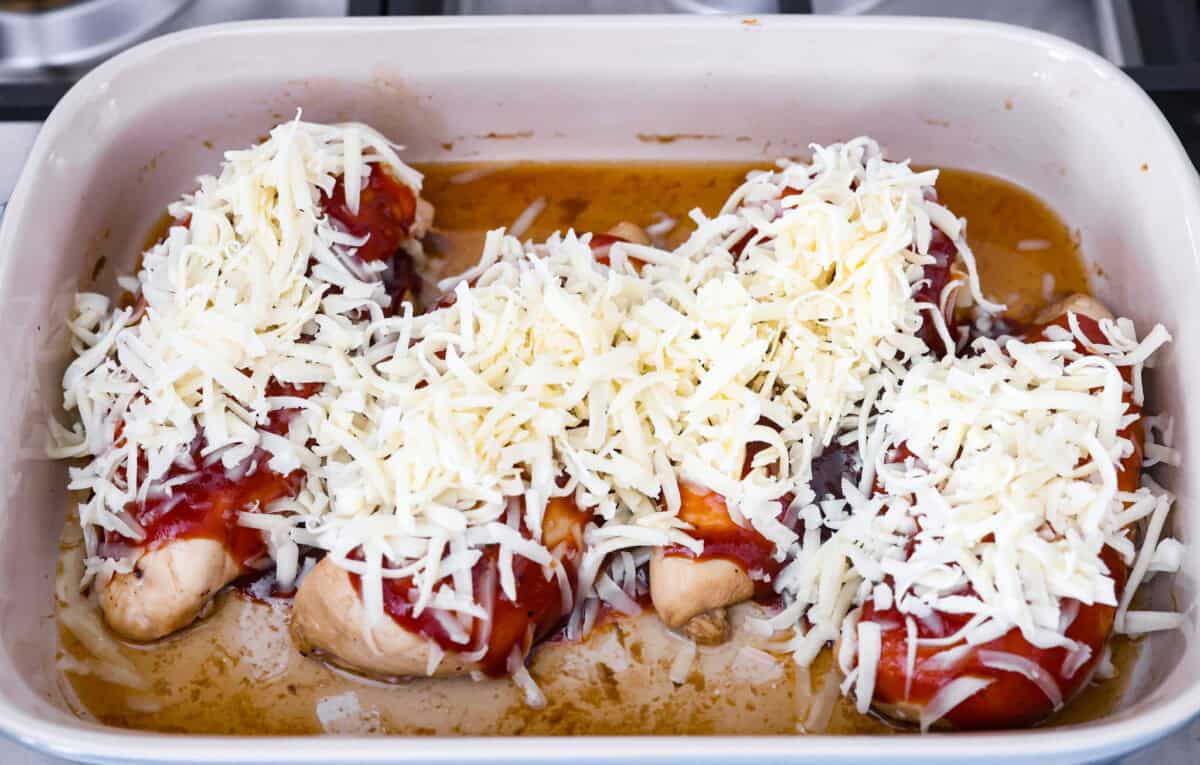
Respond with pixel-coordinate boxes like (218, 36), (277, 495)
(2, 1), (1198, 168)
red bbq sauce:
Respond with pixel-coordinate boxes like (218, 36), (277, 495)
(912, 228), (959, 357)
(660, 483), (785, 597)
(99, 378), (317, 569)
(322, 167), (418, 264)
(321, 167), (423, 316)
(865, 547), (1126, 729)
(349, 496), (592, 677)
(863, 305), (1142, 729)
(99, 443), (303, 571)
(660, 419), (798, 591)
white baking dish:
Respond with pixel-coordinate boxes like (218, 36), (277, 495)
(0, 14), (1195, 765)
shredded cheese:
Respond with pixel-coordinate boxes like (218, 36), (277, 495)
(50, 114), (422, 586)
(977, 650), (1064, 709)
(919, 677), (993, 732)
(511, 664), (547, 709)
(260, 136), (965, 631)
(771, 309), (1178, 726)
(854, 621), (882, 714)
(669, 639), (697, 685)
(730, 646), (786, 686)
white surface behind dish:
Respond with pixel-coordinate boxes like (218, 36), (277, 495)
(0, 15), (1195, 765)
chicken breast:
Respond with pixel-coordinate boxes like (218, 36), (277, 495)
(856, 293), (1129, 730)
(1035, 293), (1114, 324)
(649, 482), (767, 633)
(412, 198), (435, 240)
(293, 496), (590, 680)
(99, 538), (240, 642)
(291, 557), (479, 679)
(649, 550), (754, 630)
(680, 606), (731, 646)
(606, 221), (651, 246)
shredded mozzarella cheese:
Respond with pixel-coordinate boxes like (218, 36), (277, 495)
(669, 639), (697, 685)
(919, 677), (993, 732)
(977, 649), (1064, 709)
(50, 114), (422, 586)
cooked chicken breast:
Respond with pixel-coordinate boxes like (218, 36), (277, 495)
(99, 538), (240, 642)
(649, 482), (764, 633)
(290, 557), (479, 679)
(857, 293), (1127, 730)
(649, 550), (754, 630)
(292, 496), (590, 680)
(606, 221), (651, 246)
(1035, 293), (1114, 324)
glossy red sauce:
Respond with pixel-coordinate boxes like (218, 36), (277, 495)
(864, 306), (1142, 729)
(321, 167), (423, 316)
(99, 442), (303, 571)
(322, 167), (418, 264)
(912, 228), (959, 357)
(100, 377), (315, 569)
(728, 230), (754, 259)
(263, 379), (323, 434)
(865, 547), (1125, 729)
(661, 482), (785, 596)
(349, 496), (592, 676)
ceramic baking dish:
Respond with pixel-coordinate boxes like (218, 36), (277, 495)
(0, 14), (1195, 765)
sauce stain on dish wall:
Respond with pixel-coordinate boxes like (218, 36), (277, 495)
(55, 161), (1125, 736)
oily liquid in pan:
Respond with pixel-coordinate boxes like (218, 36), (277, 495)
(54, 161), (1133, 736)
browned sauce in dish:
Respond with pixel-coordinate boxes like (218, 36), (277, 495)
(55, 161), (1130, 736)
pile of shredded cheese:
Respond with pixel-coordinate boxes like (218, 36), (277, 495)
(248, 136), (977, 638)
(49, 117), (423, 585)
(50, 121), (1183, 725)
(757, 313), (1179, 721)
